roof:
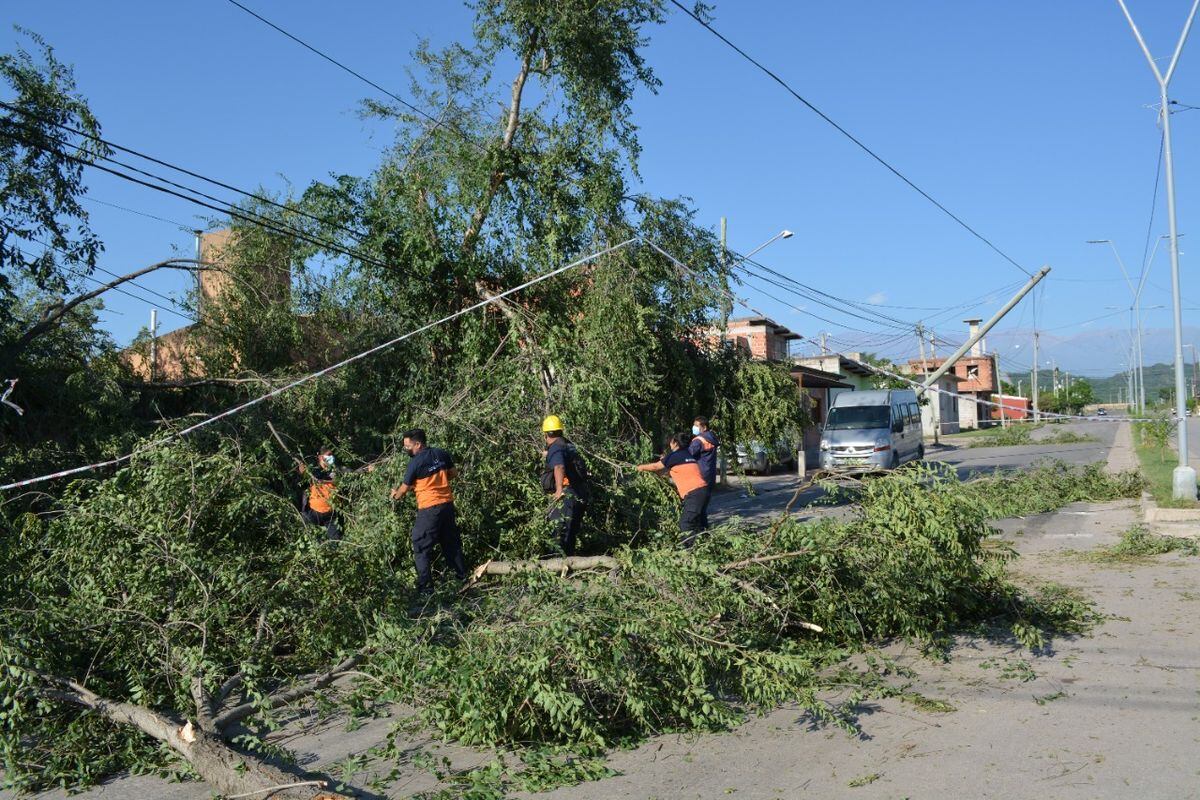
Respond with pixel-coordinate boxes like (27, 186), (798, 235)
(793, 354), (875, 378)
(791, 365), (853, 389)
(724, 316), (802, 341)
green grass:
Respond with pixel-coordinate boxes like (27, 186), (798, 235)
(956, 423), (1095, 449)
(1133, 425), (1199, 509)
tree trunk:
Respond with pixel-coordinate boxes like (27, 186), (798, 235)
(37, 671), (348, 799)
(168, 724), (343, 799)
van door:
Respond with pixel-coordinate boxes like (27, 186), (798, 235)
(890, 403), (906, 463)
(907, 402), (922, 459)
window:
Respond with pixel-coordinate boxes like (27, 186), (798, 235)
(826, 406), (890, 430)
(907, 403), (919, 424)
(966, 365), (980, 380)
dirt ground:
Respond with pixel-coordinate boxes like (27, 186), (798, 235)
(537, 498), (1200, 800)
(20, 423), (1200, 800)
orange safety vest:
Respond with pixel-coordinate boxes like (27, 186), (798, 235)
(309, 480), (335, 514)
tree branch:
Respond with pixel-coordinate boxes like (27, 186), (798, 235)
(8, 258), (209, 358)
(212, 653), (363, 731)
(468, 556), (620, 583)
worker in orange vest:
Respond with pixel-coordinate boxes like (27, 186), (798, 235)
(390, 429), (467, 596)
(636, 431), (710, 548)
(299, 446), (341, 541)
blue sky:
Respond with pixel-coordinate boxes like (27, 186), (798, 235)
(4, 1), (1199, 380)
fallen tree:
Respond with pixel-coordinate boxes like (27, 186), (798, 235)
(0, 443), (391, 797)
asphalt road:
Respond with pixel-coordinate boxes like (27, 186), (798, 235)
(708, 420), (1121, 527)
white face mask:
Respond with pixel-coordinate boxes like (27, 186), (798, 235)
(322, 454), (335, 467)
(691, 425), (701, 436)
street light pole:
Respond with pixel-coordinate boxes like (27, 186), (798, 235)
(1117, 0), (1199, 499)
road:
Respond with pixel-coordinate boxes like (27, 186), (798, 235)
(708, 420), (1121, 527)
(544, 494), (1200, 800)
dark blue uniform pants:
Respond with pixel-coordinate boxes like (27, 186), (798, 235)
(679, 486), (710, 548)
(411, 502), (467, 594)
(547, 489), (584, 556)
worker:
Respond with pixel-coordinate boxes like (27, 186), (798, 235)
(636, 432), (709, 547)
(389, 429), (467, 596)
(298, 446), (341, 541)
(688, 416), (719, 529)
(541, 415), (590, 556)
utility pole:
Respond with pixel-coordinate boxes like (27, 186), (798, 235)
(1189, 343), (1198, 404)
(921, 266), (1050, 390)
(149, 308), (158, 383)
(820, 331), (828, 356)
(917, 323), (940, 443)
(1031, 331), (1040, 422)
(1118, 0), (1198, 499)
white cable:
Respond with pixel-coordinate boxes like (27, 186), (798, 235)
(1, 238), (638, 492)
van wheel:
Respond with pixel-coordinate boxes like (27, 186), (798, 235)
(889, 451), (899, 470)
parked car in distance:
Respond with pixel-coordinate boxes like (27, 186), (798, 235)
(1096, 408), (1107, 416)
(820, 389), (924, 472)
(732, 440), (797, 475)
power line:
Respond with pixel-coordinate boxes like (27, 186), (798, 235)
(15, 122), (386, 269)
(81, 196), (195, 231)
(1137, 130), (1165, 279)
(0, 99), (371, 245)
(667, 1), (1034, 278)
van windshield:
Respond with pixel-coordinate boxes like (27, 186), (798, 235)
(826, 406), (890, 431)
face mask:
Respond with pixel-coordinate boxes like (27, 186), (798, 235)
(322, 454), (334, 467)
(691, 425), (701, 436)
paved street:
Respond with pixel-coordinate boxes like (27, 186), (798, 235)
(709, 420), (1120, 526)
(544, 493), (1200, 800)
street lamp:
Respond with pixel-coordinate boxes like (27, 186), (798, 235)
(1088, 239), (1150, 412)
(1116, 0), (1198, 500)
(735, 229), (794, 265)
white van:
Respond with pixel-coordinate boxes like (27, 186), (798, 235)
(819, 389), (924, 471)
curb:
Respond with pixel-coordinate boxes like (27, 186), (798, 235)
(1141, 490), (1200, 527)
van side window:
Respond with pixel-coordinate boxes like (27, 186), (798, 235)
(908, 403), (919, 424)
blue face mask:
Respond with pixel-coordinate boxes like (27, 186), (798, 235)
(691, 425), (701, 436)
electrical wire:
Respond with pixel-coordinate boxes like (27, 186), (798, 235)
(81, 196), (195, 231)
(0, 99), (371, 245)
(3, 119), (387, 270)
(0, 237), (637, 492)
(666, 0), (1033, 278)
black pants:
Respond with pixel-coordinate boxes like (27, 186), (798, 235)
(547, 490), (584, 556)
(302, 507), (341, 541)
(698, 477), (715, 530)
(679, 486), (710, 549)
(411, 502), (467, 594)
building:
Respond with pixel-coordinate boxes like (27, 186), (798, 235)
(792, 364), (853, 468)
(991, 394), (1030, 421)
(711, 316), (802, 362)
(792, 352), (878, 392)
(907, 321), (1000, 430)
(124, 229), (291, 382)
(902, 368), (962, 437)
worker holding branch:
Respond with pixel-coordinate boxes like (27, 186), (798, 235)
(636, 432), (709, 547)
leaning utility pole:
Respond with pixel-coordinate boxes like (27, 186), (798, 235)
(921, 266), (1051, 390)
(1118, 0), (1199, 499)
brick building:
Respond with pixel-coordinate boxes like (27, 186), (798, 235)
(711, 316), (801, 362)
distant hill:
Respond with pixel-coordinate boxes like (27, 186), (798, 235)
(1048, 362), (1199, 404)
(997, 362), (1200, 404)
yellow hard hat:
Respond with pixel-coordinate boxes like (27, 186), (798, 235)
(542, 414), (564, 433)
